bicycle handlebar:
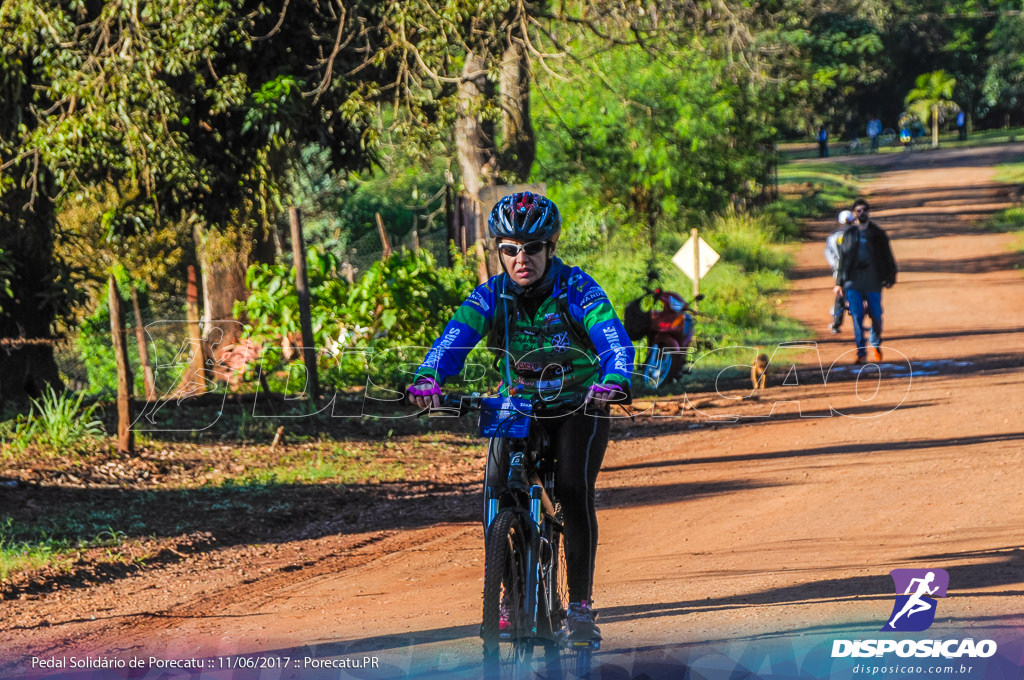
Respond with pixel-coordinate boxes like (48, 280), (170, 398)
(434, 391), (587, 417)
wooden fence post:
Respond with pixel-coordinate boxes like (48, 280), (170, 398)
(108, 275), (134, 454)
(375, 212), (393, 260)
(289, 207), (320, 402)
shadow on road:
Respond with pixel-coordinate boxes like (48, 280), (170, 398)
(602, 431), (1024, 476)
(597, 544), (1024, 628)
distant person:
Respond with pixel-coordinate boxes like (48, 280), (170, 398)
(957, 110), (967, 141)
(898, 112), (912, 148)
(818, 126), (829, 158)
(867, 116), (882, 152)
(833, 198), (898, 364)
(825, 210), (856, 333)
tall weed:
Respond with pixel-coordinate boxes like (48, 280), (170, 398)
(7, 387), (106, 457)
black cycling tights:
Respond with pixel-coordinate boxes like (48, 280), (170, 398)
(484, 411), (610, 604)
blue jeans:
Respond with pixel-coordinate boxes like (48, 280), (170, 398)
(843, 287), (883, 356)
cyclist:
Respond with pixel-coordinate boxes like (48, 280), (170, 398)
(406, 191), (635, 643)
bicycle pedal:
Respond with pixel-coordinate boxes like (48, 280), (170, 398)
(568, 639), (600, 651)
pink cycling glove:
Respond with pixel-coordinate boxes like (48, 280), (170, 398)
(407, 377), (441, 408)
(585, 382), (625, 408)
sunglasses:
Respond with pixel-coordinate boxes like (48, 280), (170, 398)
(497, 241), (548, 258)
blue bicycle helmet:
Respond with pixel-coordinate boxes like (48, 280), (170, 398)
(488, 192), (561, 242)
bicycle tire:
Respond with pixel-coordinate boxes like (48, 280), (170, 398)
(538, 518), (567, 679)
(482, 509), (534, 679)
(643, 343), (681, 389)
(540, 507), (595, 680)
(642, 344), (667, 389)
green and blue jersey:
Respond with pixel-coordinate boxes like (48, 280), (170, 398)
(415, 259), (634, 399)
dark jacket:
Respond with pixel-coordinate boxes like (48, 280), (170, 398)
(835, 221), (897, 289)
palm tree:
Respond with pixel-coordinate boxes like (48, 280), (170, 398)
(905, 70), (958, 148)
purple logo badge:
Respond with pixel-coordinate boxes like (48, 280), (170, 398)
(882, 568), (949, 632)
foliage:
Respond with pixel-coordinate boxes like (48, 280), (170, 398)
(67, 288), (189, 397)
(983, 10), (1024, 113)
(703, 211), (794, 275)
(237, 247), (478, 390)
(765, 7), (886, 134)
(0, 0), (396, 369)
(557, 200), (802, 374)
(0, 249), (13, 308)
(0, 386), (105, 457)
(534, 38), (777, 258)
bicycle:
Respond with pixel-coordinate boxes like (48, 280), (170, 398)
(844, 137), (865, 155)
(429, 392), (598, 680)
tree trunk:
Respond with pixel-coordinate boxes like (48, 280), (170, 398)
(0, 160), (63, 408)
(108, 275), (134, 454)
(498, 41), (535, 182)
(289, 207), (319, 402)
(130, 287), (157, 401)
(455, 51), (496, 281)
(193, 224), (252, 362)
(171, 264), (209, 398)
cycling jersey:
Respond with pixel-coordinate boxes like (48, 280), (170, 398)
(414, 258), (634, 398)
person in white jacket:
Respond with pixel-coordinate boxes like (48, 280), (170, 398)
(825, 210), (856, 333)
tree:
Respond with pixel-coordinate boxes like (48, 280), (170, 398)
(0, 5), (79, 405)
(983, 8), (1024, 121)
(533, 32), (778, 260)
(905, 70), (958, 147)
(0, 1), (393, 403)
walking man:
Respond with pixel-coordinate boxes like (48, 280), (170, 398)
(833, 198), (897, 364)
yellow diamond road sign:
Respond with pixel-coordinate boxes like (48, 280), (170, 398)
(673, 235), (719, 281)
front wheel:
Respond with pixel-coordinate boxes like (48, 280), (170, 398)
(642, 343), (680, 390)
(482, 509), (534, 679)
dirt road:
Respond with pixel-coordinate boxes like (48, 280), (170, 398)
(3, 144), (1024, 679)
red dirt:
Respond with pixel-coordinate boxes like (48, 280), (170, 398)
(2, 144), (1024, 679)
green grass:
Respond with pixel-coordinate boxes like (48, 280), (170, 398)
(0, 386), (105, 459)
(0, 436), (436, 585)
(0, 523), (61, 582)
(777, 125), (1024, 161)
(983, 156), (1024, 251)
(232, 446), (416, 486)
(775, 161), (866, 217)
(0, 517), (129, 582)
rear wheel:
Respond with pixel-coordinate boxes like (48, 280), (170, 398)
(563, 646), (594, 679)
(482, 510), (534, 679)
(539, 508), (595, 680)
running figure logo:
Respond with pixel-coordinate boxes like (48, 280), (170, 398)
(882, 568), (949, 632)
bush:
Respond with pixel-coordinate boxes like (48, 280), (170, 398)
(239, 246), (480, 391)
(1, 386), (105, 458)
